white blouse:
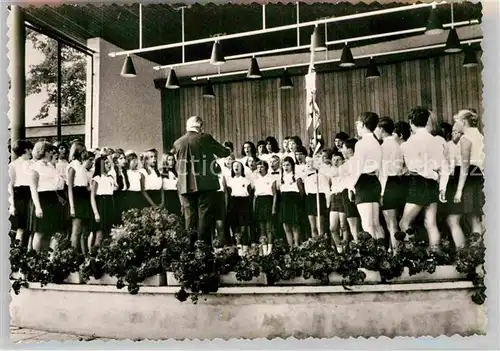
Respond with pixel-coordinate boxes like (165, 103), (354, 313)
(92, 175), (115, 196)
(295, 164), (307, 180)
(228, 176), (251, 197)
(462, 127), (484, 171)
(68, 160), (89, 187)
(279, 173), (300, 193)
(31, 160), (64, 192)
(9, 158), (33, 187)
(162, 171), (178, 191)
(56, 160), (69, 184)
(303, 170), (330, 194)
(139, 168), (162, 190)
(253, 174), (275, 196)
(127, 170), (142, 192)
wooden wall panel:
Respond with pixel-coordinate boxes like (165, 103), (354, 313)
(163, 52), (483, 155)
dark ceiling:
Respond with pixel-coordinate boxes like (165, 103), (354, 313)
(22, 1), (482, 67)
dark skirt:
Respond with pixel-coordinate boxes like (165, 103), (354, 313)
(442, 167), (462, 215)
(147, 190), (162, 207)
(228, 196), (251, 227)
(92, 195), (115, 232)
(71, 186), (92, 221)
(10, 186), (31, 231)
(163, 189), (181, 217)
(305, 193), (327, 216)
(382, 176), (408, 210)
(279, 192), (303, 224)
(354, 173), (381, 205)
(342, 189), (360, 218)
(213, 191), (226, 221)
(406, 175), (439, 206)
(254, 195), (274, 222)
(462, 166), (485, 216)
(113, 190), (128, 225)
(28, 191), (62, 235)
(330, 193), (345, 213)
(124, 191), (148, 212)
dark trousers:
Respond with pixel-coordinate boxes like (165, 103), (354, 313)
(180, 190), (215, 245)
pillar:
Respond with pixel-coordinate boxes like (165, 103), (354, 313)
(9, 5), (26, 159)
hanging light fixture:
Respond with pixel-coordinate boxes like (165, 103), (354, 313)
(340, 43), (355, 67)
(311, 24), (327, 52)
(210, 41), (225, 65)
(425, 4), (444, 35)
(444, 3), (462, 53)
(247, 57), (262, 79)
(203, 80), (215, 98)
(365, 58), (380, 79)
(463, 45), (478, 67)
(165, 69), (180, 89)
(120, 55), (136, 77)
(279, 69), (293, 89)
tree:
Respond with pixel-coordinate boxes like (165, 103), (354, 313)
(25, 27), (87, 125)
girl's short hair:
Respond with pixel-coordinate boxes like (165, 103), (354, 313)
(69, 141), (86, 162)
(231, 161), (246, 178)
(32, 141), (54, 160)
(241, 141), (257, 158)
(454, 109), (480, 128)
(12, 140), (33, 157)
(265, 136), (280, 153)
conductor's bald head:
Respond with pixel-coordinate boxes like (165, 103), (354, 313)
(186, 116), (204, 132)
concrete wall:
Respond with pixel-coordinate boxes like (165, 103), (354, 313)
(10, 282), (485, 340)
(86, 38), (162, 152)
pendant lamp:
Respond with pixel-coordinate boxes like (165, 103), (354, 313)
(166, 69), (180, 89)
(463, 45), (478, 68)
(425, 6), (444, 35)
(247, 57), (262, 79)
(121, 55), (136, 77)
(340, 43), (355, 67)
(311, 25), (327, 52)
(279, 69), (293, 89)
(203, 80), (215, 98)
(210, 41), (225, 65)
(365, 58), (380, 79)
(444, 28), (462, 53)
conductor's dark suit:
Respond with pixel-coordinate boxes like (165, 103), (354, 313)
(172, 131), (230, 244)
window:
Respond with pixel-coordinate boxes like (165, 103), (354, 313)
(25, 25), (92, 142)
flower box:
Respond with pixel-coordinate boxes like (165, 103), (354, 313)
(140, 273), (166, 287)
(220, 272), (267, 286)
(86, 274), (119, 286)
(166, 272), (182, 286)
(390, 265), (467, 284)
(275, 276), (322, 285)
(63, 272), (84, 284)
(359, 269), (381, 284)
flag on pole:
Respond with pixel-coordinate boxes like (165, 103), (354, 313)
(305, 50), (320, 133)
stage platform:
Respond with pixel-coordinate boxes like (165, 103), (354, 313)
(10, 281), (485, 340)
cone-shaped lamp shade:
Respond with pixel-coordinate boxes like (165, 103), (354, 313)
(425, 7), (444, 35)
(247, 57), (262, 79)
(340, 44), (355, 67)
(121, 55), (136, 77)
(280, 69), (293, 89)
(463, 46), (478, 68)
(365, 58), (380, 79)
(311, 26), (327, 52)
(210, 41), (225, 65)
(444, 28), (462, 53)
(203, 80), (215, 98)
(165, 69), (180, 89)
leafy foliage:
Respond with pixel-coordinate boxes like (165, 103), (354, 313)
(26, 28), (87, 124)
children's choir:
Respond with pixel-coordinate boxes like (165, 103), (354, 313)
(9, 106), (485, 256)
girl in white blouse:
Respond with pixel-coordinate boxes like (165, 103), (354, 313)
(252, 160), (277, 255)
(9, 140), (33, 246)
(90, 156), (117, 248)
(227, 161), (253, 256)
(277, 156), (305, 248)
(160, 153), (181, 217)
(29, 142), (65, 252)
(303, 156), (330, 239)
(67, 141), (92, 252)
(110, 150), (129, 225)
(125, 152), (145, 211)
(139, 149), (162, 208)
(453, 109), (485, 236)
